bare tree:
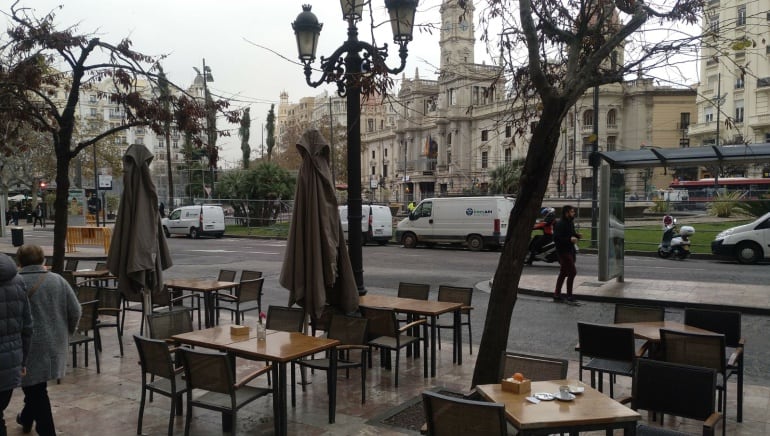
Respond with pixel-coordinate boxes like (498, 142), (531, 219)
(470, 0), (702, 386)
(0, 2), (239, 271)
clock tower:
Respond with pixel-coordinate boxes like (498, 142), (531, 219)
(439, 0), (475, 70)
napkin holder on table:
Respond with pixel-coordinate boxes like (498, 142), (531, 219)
(502, 378), (531, 394)
(230, 325), (250, 336)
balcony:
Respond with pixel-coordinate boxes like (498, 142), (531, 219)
(748, 113), (770, 129)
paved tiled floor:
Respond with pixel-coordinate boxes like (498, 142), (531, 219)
(2, 307), (768, 435)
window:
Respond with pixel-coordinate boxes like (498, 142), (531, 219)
(172, 140), (178, 149)
(705, 107), (714, 123)
(504, 148), (512, 164)
(136, 137), (144, 145)
(735, 99), (744, 122)
(735, 76), (744, 89)
(680, 112), (690, 130)
(447, 151), (452, 165)
(371, 150), (376, 159)
(384, 148), (388, 157)
(383, 164), (388, 177)
(581, 138), (592, 161)
(505, 124), (512, 138)
(606, 136), (616, 152)
(89, 108), (98, 117)
(765, 133), (770, 142)
(569, 139), (575, 161)
(606, 109), (617, 127)
(582, 110), (594, 127)
(371, 166), (376, 175)
(481, 151), (488, 169)
(367, 119), (374, 132)
(157, 141), (164, 148)
(447, 133), (452, 146)
(89, 95), (97, 103)
(472, 86), (480, 105)
(448, 88), (457, 106)
(708, 14), (719, 33)
(481, 130), (489, 141)
(737, 5), (746, 26)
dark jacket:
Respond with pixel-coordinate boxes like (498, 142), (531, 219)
(0, 253), (33, 392)
(553, 217), (578, 254)
(19, 265), (80, 385)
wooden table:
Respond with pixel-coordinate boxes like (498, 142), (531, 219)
(359, 294), (463, 377)
(72, 269), (113, 279)
(170, 325), (274, 349)
(226, 332), (340, 436)
(614, 320), (720, 342)
(477, 379), (640, 435)
(164, 279), (238, 328)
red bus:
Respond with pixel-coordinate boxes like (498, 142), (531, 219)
(669, 177), (770, 201)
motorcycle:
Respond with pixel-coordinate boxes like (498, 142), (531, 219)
(657, 215), (695, 259)
(525, 209), (559, 264)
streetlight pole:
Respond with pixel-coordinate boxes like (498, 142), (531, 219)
(293, 1), (418, 295)
(92, 143), (100, 227)
(200, 58), (216, 200)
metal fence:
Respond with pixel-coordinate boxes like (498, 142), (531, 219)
(212, 199), (295, 227)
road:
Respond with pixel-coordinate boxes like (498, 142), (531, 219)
(18, 231), (770, 385)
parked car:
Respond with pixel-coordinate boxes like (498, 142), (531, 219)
(162, 205), (225, 239)
(396, 196), (514, 251)
(711, 212), (770, 264)
(339, 204), (393, 246)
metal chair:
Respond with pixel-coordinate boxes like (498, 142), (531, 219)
(684, 307), (744, 423)
(64, 258), (79, 271)
(68, 300), (100, 373)
(422, 390), (507, 436)
(397, 282), (430, 300)
(577, 322), (637, 398)
(434, 285), (474, 355)
(239, 270), (262, 282)
(134, 335), (188, 436)
(179, 348), (272, 436)
(499, 351), (568, 381)
(217, 269), (237, 282)
(265, 305), (304, 332)
(614, 303), (665, 323)
(147, 309), (194, 341)
(632, 359), (723, 436)
(361, 306), (427, 387)
(660, 329), (728, 434)
(217, 277), (265, 325)
(292, 315), (369, 404)
(95, 286), (124, 356)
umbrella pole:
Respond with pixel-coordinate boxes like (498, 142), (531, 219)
(143, 290), (152, 335)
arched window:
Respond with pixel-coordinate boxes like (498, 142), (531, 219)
(582, 110), (594, 127)
(607, 109), (617, 127)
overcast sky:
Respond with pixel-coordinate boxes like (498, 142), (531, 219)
(8, 1), (698, 165)
(8, 0), (456, 165)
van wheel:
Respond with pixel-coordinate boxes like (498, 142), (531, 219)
(190, 227), (200, 239)
(377, 240), (388, 246)
(401, 232), (418, 248)
(163, 226), (170, 238)
(736, 241), (761, 264)
(467, 235), (484, 251)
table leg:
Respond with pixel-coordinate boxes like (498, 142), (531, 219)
(430, 315), (437, 377)
(328, 350), (337, 423)
(201, 293), (213, 328)
(455, 309), (462, 365)
(272, 362), (287, 436)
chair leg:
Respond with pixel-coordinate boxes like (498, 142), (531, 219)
(184, 392), (193, 436)
(168, 395), (176, 436)
(737, 366), (744, 422)
(137, 385), (146, 435)
(361, 352), (367, 404)
(466, 316), (472, 355)
(394, 349), (400, 388)
(94, 341), (101, 374)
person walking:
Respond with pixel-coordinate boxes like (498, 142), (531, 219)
(32, 205), (44, 228)
(15, 245), (81, 436)
(0, 253), (33, 436)
(11, 207), (19, 226)
(553, 205), (581, 304)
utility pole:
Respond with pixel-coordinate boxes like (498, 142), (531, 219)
(590, 86), (599, 248)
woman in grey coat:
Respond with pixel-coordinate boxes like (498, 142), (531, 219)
(0, 252), (33, 436)
(16, 245), (80, 436)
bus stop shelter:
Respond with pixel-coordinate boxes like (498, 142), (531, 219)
(593, 143), (770, 282)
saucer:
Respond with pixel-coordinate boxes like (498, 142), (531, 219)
(533, 393), (555, 401)
(554, 392), (576, 401)
(568, 385), (585, 394)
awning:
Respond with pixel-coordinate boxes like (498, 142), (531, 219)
(598, 143), (770, 169)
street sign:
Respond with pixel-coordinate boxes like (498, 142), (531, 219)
(98, 174), (112, 189)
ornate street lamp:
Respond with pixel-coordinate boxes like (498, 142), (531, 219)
(293, 1), (418, 294)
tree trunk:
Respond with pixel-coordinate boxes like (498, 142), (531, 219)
(51, 143), (71, 273)
(471, 99), (568, 387)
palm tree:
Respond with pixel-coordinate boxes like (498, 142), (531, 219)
(488, 160), (524, 195)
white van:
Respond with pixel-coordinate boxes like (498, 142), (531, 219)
(162, 205), (225, 239)
(396, 196), (514, 251)
(339, 204), (393, 246)
(711, 211), (770, 264)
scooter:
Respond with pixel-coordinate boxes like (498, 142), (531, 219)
(525, 221), (559, 264)
(657, 215), (695, 259)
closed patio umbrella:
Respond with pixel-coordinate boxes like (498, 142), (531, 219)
(279, 129), (358, 322)
(107, 144), (172, 328)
